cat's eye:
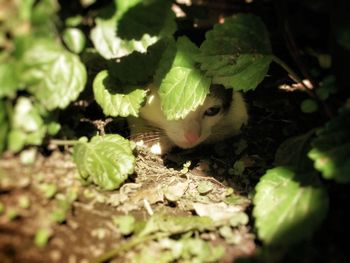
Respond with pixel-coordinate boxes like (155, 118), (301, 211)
(204, 106), (221, 117)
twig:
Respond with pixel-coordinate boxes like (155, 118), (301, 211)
(49, 139), (79, 146)
(274, 0), (333, 118)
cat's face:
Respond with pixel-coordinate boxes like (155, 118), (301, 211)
(164, 95), (227, 149)
(138, 84), (234, 150)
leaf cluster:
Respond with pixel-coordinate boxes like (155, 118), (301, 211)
(1, 1), (349, 261)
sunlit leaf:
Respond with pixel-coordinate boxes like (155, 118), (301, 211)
(308, 108), (350, 183)
(156, 37), (211, 120)
(21, 39), (87, 110)
(138, 213), (214, 237)
(0, 101), (9, 152)
(34, 228), (52, 248)
(197, 14), (272, 90)
(63, 28), (86, 54)
(0, 60), (21, 98)
(7, 97), (46, 152)
(113, 215), (136, 235)
(90, 0), (175, 59)
(93, 70), (147, 117)
(253, 167), (329, 246)
(73, 134), (135, 190)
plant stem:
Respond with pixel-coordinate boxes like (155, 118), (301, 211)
(49, 139), (79, 146)
(272, 55), (333, 118)
(271, 55), (305, 85)
(272, 55), (316, 98)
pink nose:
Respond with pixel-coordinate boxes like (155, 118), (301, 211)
(184, 132), (200, 145)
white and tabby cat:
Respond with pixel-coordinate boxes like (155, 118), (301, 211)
(127, 84), (248, 155)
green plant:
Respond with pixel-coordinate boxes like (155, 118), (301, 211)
(0, 0), (349, 261)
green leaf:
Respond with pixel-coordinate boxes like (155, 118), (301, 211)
(65, 16), (83, 27)
(39, 183), (58, 199)
(274, 130), (316, 173)
(113, 215), (136, 235)
(253, 167), (329, 246)
(90, 0), (175, 59)
(107, 40), (167, 84)
(73, 134), (135, 190)
(157, 37), (211, 120)
(336, 24), (350, 50)
(308, 108), (350, 183)
(0, 101), (9, 153)
(117, 0), (176, 40)
(18, 195), (31, 209)
(21, 39), (87, 110)
(7, 97), (46, 152)
(0, 60), (21, 98)
(34, 228), (52, 248)
(197, 14), (272, 90)
(7, 130), (26, 153)
(93, 70), (147, 117)
(62, 28), (86, 54)
(138, 214), (214, 237)
(301, 99), (318, 113)
(31, 0), (59, 37)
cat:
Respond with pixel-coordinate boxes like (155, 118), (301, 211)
(127, 84), (248, 155)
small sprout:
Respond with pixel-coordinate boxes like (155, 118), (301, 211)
(229, 160), (245, 176)
(19, 148), (37, 165)
(224, 194), (250, 206)
(18, 195), (31, 209)
(219, 226), (241, 244)
(34, 228), (52, 248)
(63, 28), (86, 54)
(51, 208), (67, 223)
(0, 202), (5, 214)
(35, 173), (45, 183)
(180, 161), (191, 174)
(39, 183), (58, 199)
(113, 215), (136, 235)
(219, 225), (233, 239)
(197, 181), (213, 195)
(229, 212), (249, 227)
(65, 15), (83, 27)
(65, 189), (78, 203)
(7, 208), (19, 221)
(83, 188), (96, 199)
(225, 187), (234, 196)
(51, 190), (78, 223)
(47, 122), (61, 136)
(301, 99), (318, 113)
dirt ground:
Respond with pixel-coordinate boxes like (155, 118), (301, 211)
(1, 84), (350, 263)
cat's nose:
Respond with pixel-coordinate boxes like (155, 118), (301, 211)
(184, 132), (200, 145)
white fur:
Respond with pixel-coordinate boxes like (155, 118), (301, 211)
(128, 84), (248, 155)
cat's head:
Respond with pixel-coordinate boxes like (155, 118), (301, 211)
(164, 85), (233, 149)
